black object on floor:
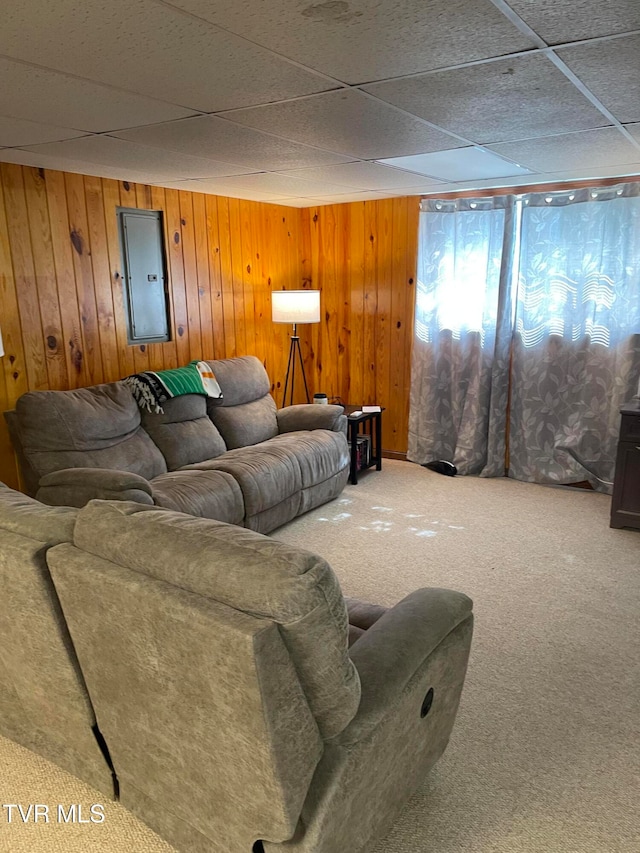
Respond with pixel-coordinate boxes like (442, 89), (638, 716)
(423, 460), (457, 477)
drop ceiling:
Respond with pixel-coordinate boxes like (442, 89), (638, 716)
(1, 0), (639, 206)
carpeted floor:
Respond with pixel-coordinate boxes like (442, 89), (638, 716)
(1, 460), (639, 852)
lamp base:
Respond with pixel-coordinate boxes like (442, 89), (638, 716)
(282, 334), (310, 407)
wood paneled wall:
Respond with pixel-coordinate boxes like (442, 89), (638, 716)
(0, 162), (419, 488)
(302, 197), (419, 453)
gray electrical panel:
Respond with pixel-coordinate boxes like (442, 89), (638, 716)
(118, 208), (170, 344)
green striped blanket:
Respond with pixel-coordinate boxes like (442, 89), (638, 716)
(124, 361), (223, 413)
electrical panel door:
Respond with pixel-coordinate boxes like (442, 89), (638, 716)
(118, 208), (170, 343)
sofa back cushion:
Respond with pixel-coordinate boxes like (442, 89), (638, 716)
(205, 356), (278, 448)
(0, 485), (113, 794)
(74, 500), (361, 739)
(15, 383), (167, 483)
(141, 395), (227, 469)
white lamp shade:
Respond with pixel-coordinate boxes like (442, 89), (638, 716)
(272, 290), (320, 324)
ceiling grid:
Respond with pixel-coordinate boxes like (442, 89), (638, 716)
(0, 0), (638, 204)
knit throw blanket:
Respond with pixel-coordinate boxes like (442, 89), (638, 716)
(124, 361), (223, 413)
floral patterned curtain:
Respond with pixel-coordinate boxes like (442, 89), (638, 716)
(509, 184), (640, 491)
(408, 182), (640, 493)
(407, 195), (516, 475)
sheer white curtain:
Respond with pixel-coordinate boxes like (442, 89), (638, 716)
(408, 183), (640, 492)
(408, 196), (516, 475)
(509, 183), (640, 490)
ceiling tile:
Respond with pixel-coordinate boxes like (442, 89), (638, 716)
(270, 198), (323, 208)
(306, 191), (406, 203)
(276, 162), (446, 190)
(115, 116), (354, 171)
(152, 178), (291, 202)
(169, 0), (533, 84)
(0, 57), (194, 133)
(378, 147), (532, 181)
(488, 127), (640, 172)
(222, 90), (464, 159)
(0, 116), (85, 147)
(180, 172), (359, 197)
(0, 147), (167, 184)
(507, 0), (640, 44)
(544, 163), (640, 181)
(364, 54), (610, 144)
(20, 136), (256, 180)
(0, 0), (333, 113)
(624, 123), (640, 144)
(557, 35), (640, 124)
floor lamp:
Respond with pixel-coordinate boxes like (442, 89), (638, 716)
(272, 289), (320, 407)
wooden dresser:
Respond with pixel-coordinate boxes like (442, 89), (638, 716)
(610, 401), (640, 530)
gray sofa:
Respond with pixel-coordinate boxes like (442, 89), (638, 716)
(0, 484), (115, 796)
(5, 356), (349, 534)
(0, 481), (474, 853)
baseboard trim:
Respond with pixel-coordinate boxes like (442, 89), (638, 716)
(382, 450), (407, 461)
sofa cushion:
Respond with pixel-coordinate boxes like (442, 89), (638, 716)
(141, 396), (227, 470)
(209, 396), (278, 449)
(15, 383), (167, 483)
(73, 500), (362, 739)
(150, 470), (244, 524)
(205, 356), (278, 448)
(183, 442), (302, 521)
(205, 356), (271, 407)
(0, 482), (77, 543)
(268, 430), (350, 489)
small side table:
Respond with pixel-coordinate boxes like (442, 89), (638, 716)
(610, 400), (640, 530)
(344, 406), (384, 485)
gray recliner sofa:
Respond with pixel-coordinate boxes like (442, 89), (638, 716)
(5, 356), (349, 534)
(0, 485), (114, 796)
(0, 483), (474, 853)
(47, 498), (474, 853)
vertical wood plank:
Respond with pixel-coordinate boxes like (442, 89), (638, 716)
(0, 176), (28, 486)
(1, 163), (48, 391)
(402, 197), (420, 453)
(375, 199), (393, 448)
(178, 190), (203, 362)
(101, 178), (135, 378)
(204, 195), (226, 360)
(362, 200), (378, 406)
(227, 198), (247, 357)
(65, 171), (104, 385)
(347, 201), (365, 407)
(255, 202), (272, 366)
(23, 167), (68, 390)
(239, 201), (256, 359)
(216, 197), (236, 357)
(388, 197), (409, 449)
(84, 175), (119, 381)
(163, 189), (190, 366)
(192, 192), (214, 360)
(149, 185), (177, 370)
(44, 170), (87, 388)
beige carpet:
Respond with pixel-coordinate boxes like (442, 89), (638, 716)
(2, 460), (639, 852)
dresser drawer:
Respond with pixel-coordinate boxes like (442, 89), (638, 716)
(620, 413), (640, 442)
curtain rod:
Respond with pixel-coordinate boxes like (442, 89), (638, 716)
(420, 173), (640, 202)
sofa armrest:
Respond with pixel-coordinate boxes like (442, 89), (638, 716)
(36, 468), (154, 508)
(277, 404), (347, 435)
(332, 588), (473, 746)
